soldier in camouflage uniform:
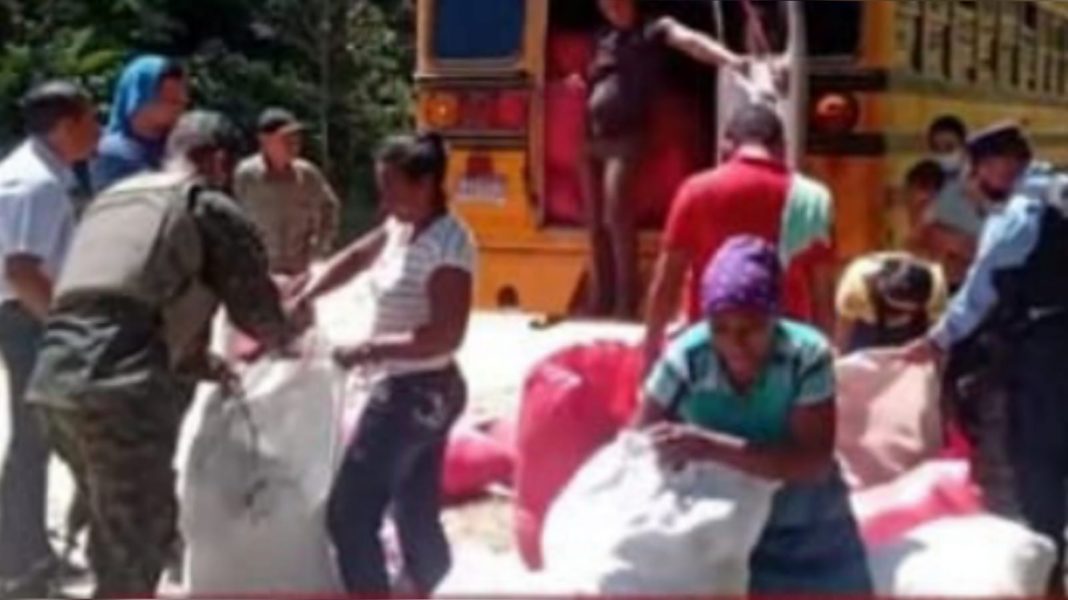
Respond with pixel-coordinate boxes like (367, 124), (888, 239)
(26, 111), (304, 598)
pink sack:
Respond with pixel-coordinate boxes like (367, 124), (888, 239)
(514, 342), (641, 570)
(850, 460), (983, 546)
(835, 351), (943, 490)
(442, 420), (515, 504)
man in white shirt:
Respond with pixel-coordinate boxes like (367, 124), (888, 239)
(0, 80), (99, 596)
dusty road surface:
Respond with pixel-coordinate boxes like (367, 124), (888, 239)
(0, 278), (642, 597)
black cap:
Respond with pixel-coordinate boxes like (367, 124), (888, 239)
(966, 121), (1033, 163)
(257, 107), (304, 134)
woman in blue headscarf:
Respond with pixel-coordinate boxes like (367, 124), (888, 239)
(90, 55), (189, 191)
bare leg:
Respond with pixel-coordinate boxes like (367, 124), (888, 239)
(603, 154), (638, 320)
(581, 153), (614, 316)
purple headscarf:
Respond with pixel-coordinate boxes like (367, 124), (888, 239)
(700, 235), (782, 316)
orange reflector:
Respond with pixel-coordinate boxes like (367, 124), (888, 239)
(811, 92), (860, 135)
(422, 91), (461, 129)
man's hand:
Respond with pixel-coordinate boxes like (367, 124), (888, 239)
(898, 336), (944, 365)
(206, 355), (242, 397)
(648, 423), (719, 471)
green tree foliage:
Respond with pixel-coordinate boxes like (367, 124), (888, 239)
(0, 0), (414, 238)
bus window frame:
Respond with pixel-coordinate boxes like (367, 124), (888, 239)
(423, 0), (530, 72)
(977, 0), (999, 83)
(953, 0), (979, 83)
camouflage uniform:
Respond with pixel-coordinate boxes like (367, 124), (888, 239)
(27, 176), (292, 598)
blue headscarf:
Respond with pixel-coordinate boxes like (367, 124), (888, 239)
(106, 54), (171, 136)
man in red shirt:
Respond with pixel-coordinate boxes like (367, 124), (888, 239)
(643, 104), (835, 366)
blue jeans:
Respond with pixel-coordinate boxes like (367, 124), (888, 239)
(328, 365), (466, 596)
(0, 303), (52, 578)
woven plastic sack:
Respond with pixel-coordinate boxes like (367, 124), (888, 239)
(542, 433), (779, 596)
(177, 335), (347, 595)
(835, 350), (943, 490)
(514, 341), (641, 569)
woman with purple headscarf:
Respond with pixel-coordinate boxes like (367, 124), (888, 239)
(637, 234), (871, 594)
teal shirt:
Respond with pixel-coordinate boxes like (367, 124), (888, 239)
(645, 319), (834, 445)
(645, 320), (871, 594)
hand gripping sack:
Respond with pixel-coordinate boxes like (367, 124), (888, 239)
(177, 339), (346, 595)
(542, 433), (779, 596)
(835, 350), (943, 489)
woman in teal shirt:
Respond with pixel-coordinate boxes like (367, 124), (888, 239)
(639, 235), (871, 594)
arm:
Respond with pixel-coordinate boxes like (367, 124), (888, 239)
(655, 17), (743, 70)
(343, 267), (473, 365)
(643, 250), (689, 371)
(928, 200), (1042, 350)
(648, 330), (837, 482)
(311, 167), (341, 255)
(297, 225), (388, 304)
(4, 256), (52, 320)
(2, 181), (69, 320)
(662, 402), (836, 483)
(810, 258), (837, 337)
(644, 181), (699, 370)
(193, 191), (297, 349)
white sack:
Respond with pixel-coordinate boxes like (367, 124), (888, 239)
(542, 432), (779, 596)
(867, 515), (1056, 597)
(177, 343), (347, 596)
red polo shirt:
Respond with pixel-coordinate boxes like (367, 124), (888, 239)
(663, 155), (791, 320)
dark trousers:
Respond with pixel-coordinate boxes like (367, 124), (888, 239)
(328, 366), (466, 596)
(582, 139), (640, 319)
(0, 303), (51, 579)
(1002, 321), (1068, 594)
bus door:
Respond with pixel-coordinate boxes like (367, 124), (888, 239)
(713, 0), (808, 168)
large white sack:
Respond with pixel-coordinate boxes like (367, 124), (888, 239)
(542, 432), (779, 596)
(177, 341), (347, 596)
(867, 515), (1056, 597)
(437, 546), (571, 597)
(835, 350), (942, 490)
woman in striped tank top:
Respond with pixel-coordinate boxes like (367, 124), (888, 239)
(293, 132), (475, 596)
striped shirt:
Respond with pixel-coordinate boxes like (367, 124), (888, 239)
(368, 213), (476, 374)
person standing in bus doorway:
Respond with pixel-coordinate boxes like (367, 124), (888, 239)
(0, 81), (99, 599)
(927, 115), (968, 177)
(582, 0), (745, 319)
(899, 127), (1068, 578)
(233, 108), (341, 278)
(90, 55), (189, 192)
(643, 104), (835, 370)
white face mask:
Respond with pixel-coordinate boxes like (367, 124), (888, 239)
(936, 152), (963, 173)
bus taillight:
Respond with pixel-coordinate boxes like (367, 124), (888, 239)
(811, 92), (860, 135)
(422, 91), (462, 129)
(421, 89), (529, 133)
(494, 91), (529, 130)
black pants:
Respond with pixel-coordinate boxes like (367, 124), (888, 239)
(1006, 322), (1068, 591)
(0, 303), (52, 581)
(328, 365), (466, 596)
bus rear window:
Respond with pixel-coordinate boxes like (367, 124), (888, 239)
(432, 0), (525, 60)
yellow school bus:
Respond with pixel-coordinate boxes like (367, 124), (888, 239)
(415, 0), (1068, 316)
